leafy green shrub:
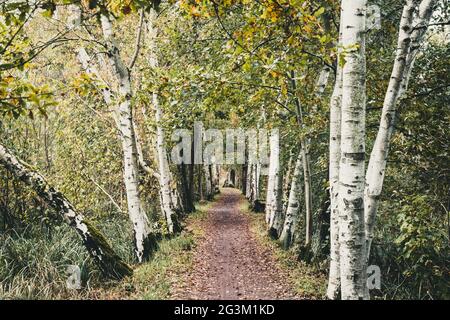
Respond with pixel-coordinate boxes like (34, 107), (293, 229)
(394, 195), (449, 299)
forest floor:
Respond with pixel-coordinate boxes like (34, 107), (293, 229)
(82, 188), (325, 300)
(172, 188), (303, 300)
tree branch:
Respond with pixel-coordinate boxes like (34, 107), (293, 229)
(128, 9), (145, 71)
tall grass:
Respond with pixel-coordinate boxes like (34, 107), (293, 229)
(0, 214), (134, 299)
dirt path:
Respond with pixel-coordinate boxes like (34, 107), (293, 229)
(172, 188), (299, 300)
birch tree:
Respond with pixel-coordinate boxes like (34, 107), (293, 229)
(146, 7), (182, 233)
(99, 13), (155, 262)
(279, 155), (302, 248)
(327, 21), (344, 300)
(250, 163), (261, 207)
(338, 0), (367, 300)
(266, 130), (283, 237)
(0, 144), (132, 279)
(365, 0), (436, 260)
(204, 164), (213, 200)
(246, 163), (253, 200)
(290, 71), (313, 246)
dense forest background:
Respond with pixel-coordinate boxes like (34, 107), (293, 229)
(0, 0), (448, 300)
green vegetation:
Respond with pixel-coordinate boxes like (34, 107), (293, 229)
(0, 202), (210, 299)
(0, 0), (448, 300)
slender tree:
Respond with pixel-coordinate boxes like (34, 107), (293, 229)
(146, 7), (182, 233)
(327, 20), (344, 300)
(365, 0), (436, 260)
(0, 144), (132, 279)
(279, 155), (303, 248)
(338, 0), (367, 300)
(100, 13), (155, 262)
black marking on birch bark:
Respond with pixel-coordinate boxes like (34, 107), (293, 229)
(343, 152), (365, 161)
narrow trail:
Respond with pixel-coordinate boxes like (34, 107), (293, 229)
(172, 188), (299, 300)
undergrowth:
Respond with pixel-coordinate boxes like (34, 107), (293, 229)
(0, 202), (211, 300)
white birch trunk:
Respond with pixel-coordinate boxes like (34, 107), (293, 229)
(249, 165), (255, 202)
(155, 96), (179, 233)
(364, 0), (435, 260)
(267, 132), (283, 237)
(338, 0), (367, 300)
(146, 8), (181, 232)
(204, 165), (213, 200)
(290, 71), (314, 246)
(253, 163), (261, 203)
(133, 120), (160, 180)
(282, 154), (294, 213)
(0, 144), (132, 279)
(279, 154), (302, 248)
(247, 162), (260, 206)
(100, 14), (154, 262)
(211, 163), (220, 193)
(327, 21), (344, 300)
(246, 163), (253, 200)
(265, 158), (274, 223)
(301, 143), (313, 245)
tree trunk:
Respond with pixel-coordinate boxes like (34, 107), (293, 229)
(279, 154), (302, 249)
(180, 162), (194, 213)
(198, 165), (204, 201)
(0, 144), (132, 279)
(290, 71), (313, 246)
(266, 131), (283, 238)
(204, 165), (213, 200)
(247, 164), (258, 206)
(247, 165), (254, 201)
(146, 8), (181, 233)
(155, 100), (179, 233)
(211, 162), (220, 194)
(327, 20), (344, 300)
(265, 163), (274, 224)
(100, 14), (155, 262)
(188, 140), (195, 205)
(241, 162), (248, 195)
(338, 0), (367, 300)
(364, 0), (435, 261)
(301, 144), (313, 246)
(251, 163), (261, 207)
(282, 154), (294, 213)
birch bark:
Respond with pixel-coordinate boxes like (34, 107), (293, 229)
(327, 21), (344, 300)
(146, 8), (181, 232)
(247, 163), (253, 200)
(204, 165), (213, 200)
(338, 0), (367, 300)
(252, 163), (261, 205)
(282, 154), (294, 213)
(100, 14), (154, 262)
(290, 71), (313, 246)
(265, 153), (275, 223)
(279, 154), (302, 248)
(364, 0), (435, 260)
(267, 131), (283, 237)
(0, 144), (132, 279)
